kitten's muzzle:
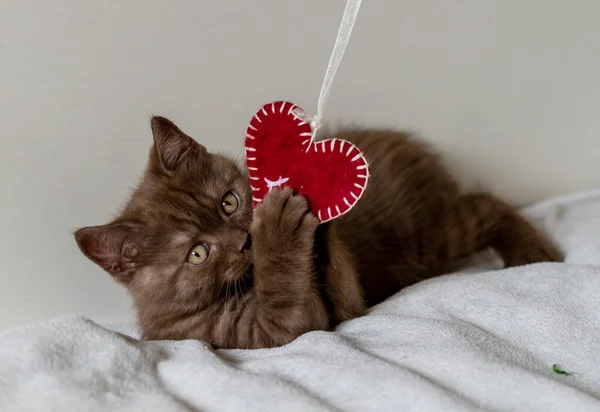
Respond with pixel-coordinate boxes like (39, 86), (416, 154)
(223, 228), (252, 253)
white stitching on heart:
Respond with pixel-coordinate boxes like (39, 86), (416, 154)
(247, 101), (371, 223)
(265, 176), (290, 191)
(290, 106), (309, 121)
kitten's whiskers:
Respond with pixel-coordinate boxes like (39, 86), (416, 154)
(236, 280), (249, 311)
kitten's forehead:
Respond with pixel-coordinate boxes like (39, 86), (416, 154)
(121, 151), (248, 230)
(170, 231), (193, 247)
(205, 155), (244, 183)
(181, 152), (243, 195)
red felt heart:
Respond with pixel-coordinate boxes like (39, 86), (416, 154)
(245, 101), (370, 222)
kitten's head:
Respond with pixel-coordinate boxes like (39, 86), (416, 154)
(75, 117), (253, 309)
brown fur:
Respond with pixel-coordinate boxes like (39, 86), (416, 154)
(75, 117), (562, 348)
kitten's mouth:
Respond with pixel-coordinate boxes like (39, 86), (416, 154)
(241, 232), (252, 252)
(227, 249), (254, 285)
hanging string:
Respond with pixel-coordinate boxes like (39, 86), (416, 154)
(293, 0), (362, 141)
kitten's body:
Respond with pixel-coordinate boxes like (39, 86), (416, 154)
(76, 118), (561, 348)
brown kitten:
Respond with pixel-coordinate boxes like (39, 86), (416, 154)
(75, 117), (562, 348)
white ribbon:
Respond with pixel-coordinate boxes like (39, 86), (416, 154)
(311, 0), (362, 140)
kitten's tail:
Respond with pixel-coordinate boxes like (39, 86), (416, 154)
(445, 193), (563, 266)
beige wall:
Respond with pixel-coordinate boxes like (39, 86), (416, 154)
(1, 0), (599, 329)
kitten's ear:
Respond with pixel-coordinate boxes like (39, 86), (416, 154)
(75, 222), (147, 283)
(150, 116), (206, 173)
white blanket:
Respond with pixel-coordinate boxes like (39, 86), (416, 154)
(1, 189), (600, 412)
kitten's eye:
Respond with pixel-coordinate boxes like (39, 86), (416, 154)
(187, 244), (209, 265)
(221, 191), (239, 216)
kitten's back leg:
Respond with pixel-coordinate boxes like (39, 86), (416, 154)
(457, 193), (563, 266)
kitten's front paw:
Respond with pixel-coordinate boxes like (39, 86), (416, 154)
(252, 187), (319, 256)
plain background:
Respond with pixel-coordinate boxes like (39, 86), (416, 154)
(1, 0), (599, 330)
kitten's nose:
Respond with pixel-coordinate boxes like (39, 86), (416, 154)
(224, 229), (252, 253)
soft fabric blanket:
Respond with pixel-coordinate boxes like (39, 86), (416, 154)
(1, 189), (599, 412)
